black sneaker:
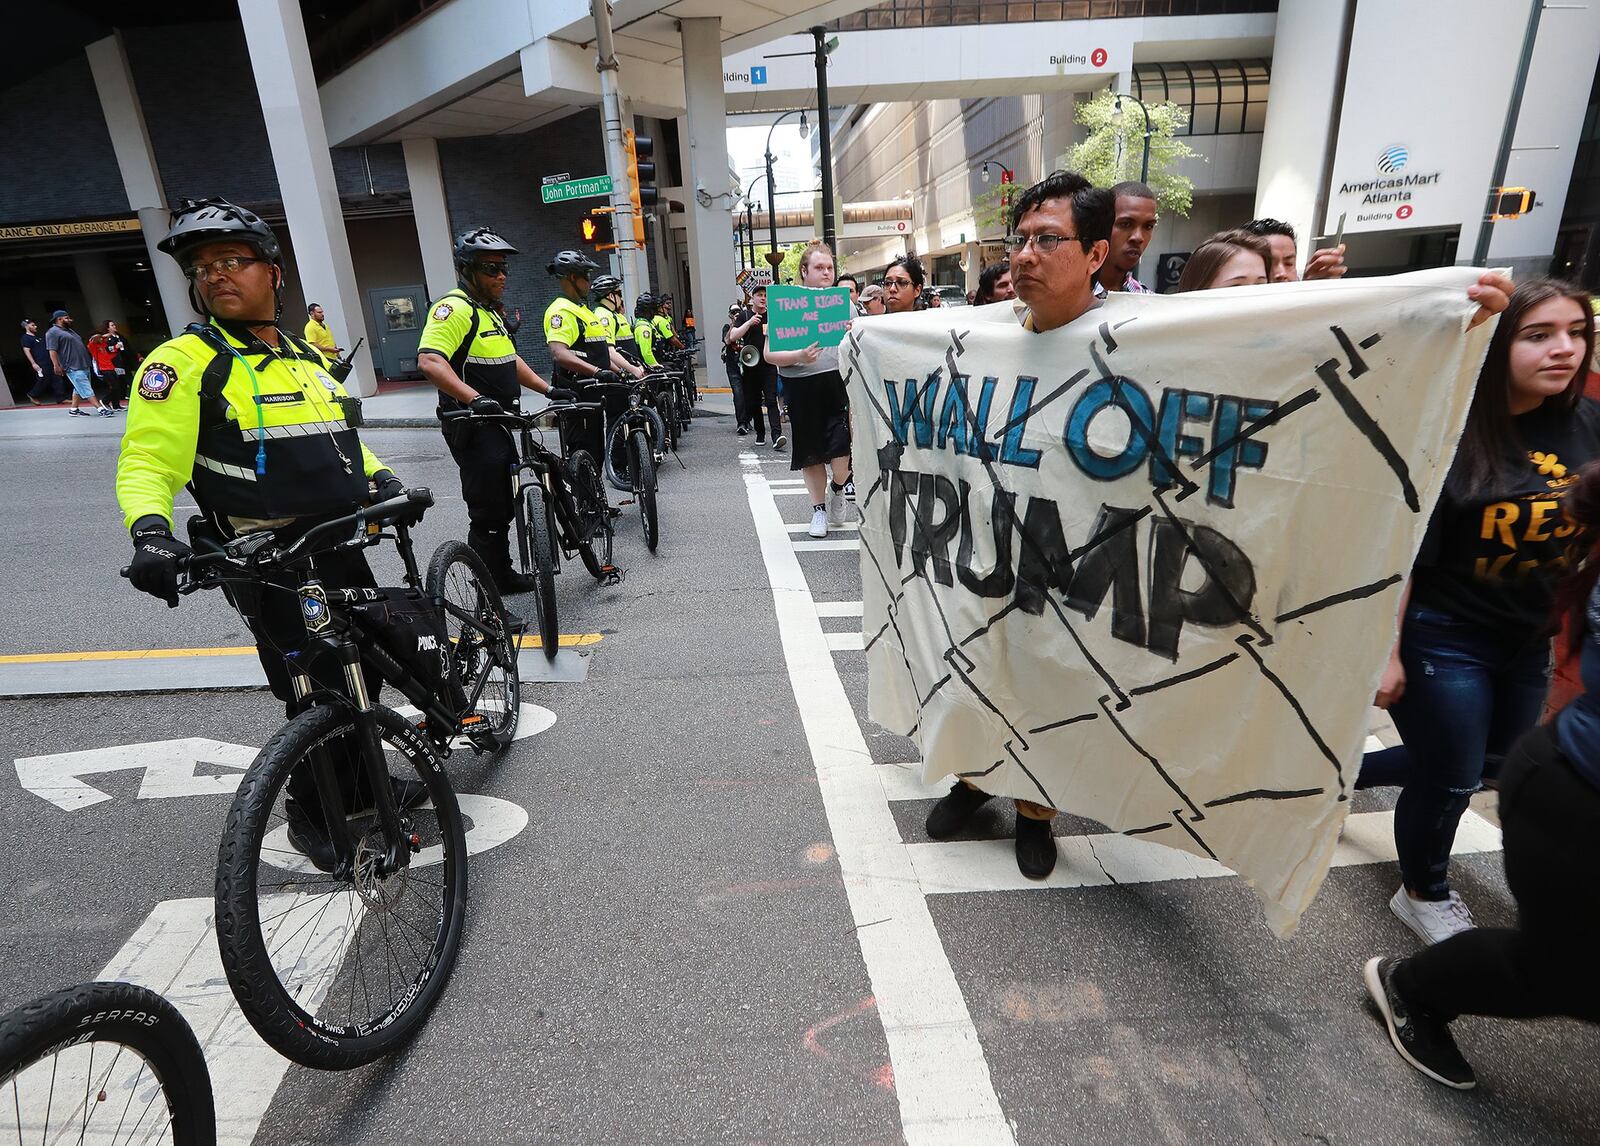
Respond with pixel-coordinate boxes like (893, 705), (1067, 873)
(925, 780), (993, 838)
(285, 799), (336, 872)
(736, 425), (750, 436)
(1363, 956), (1476, 1089)
(1015, 812), (1057, 879)
(497, 570), (538, 595)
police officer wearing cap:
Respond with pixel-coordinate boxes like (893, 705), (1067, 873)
(544, 251), (642, 461)
(417, 227), (569, 596)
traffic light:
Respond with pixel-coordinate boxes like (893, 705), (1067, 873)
(1489, 186), (1536, 221)
(624, 129), (656, 245)
(579, 208), (614, 250)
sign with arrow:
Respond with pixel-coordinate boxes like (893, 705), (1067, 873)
(15, 738), (256, 811)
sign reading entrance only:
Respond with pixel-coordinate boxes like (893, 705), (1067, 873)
(766, 284), (852, 352)
(541, 175), (612, 205)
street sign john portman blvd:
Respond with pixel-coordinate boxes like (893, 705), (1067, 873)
(541, 175), (613, 205)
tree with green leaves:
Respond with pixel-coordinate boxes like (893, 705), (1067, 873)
(1062, 90), (1203, 218)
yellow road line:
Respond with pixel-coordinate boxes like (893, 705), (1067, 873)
(0, 633), (604, 664)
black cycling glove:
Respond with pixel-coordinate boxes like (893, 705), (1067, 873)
(594, 369), (621, 386)
(128, 517), (192, 608)
(469, 395), (503, 415)
(547, 387), (578, 402)
(371, 468), (404, 503)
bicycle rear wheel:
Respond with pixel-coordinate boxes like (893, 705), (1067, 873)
(215, 704), (467, 1070)
(629, 428), (659, 553)
(0, 980), (215, 1145)
(426, 539), (524, 733)
(568, 448), (615, 578)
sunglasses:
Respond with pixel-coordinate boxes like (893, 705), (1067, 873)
(473, 263), (510, 278)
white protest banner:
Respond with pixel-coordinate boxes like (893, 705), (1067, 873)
(843, 268), (1496, 934)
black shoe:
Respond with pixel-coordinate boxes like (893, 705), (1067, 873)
(925, 781), (994, 839)
(497, 570), (538, 595)
(1014, 813), (1057, 879)
(501, 607), (526, 635)
(1363, 956), (1476, 1089)
(736, 425), (750, 436)
(285, 800), (336, 873)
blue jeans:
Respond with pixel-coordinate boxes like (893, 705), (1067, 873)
(1356, 604), (1549, 899)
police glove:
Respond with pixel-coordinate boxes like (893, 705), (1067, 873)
(547, 387), (578, 402)
(594, 369), (622, 386)
(469, 395), (503, 416)
(128, 518), (192, 608)
(371, 468), (404, 503)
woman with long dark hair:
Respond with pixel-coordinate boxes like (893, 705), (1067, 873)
(1363, 458), (1600, 1089)
(1359, 277), (1600, 944)
(881, 253), (924, 315)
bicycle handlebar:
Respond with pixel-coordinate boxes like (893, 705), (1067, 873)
(439, 403), (601, 425)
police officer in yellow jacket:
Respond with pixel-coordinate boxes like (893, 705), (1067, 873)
(417, 227), (570, 596)
(589, 274), (633, 356)
(543, 251), (642, 463)
(118, 199), (399, 690)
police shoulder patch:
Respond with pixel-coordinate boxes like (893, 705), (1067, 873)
(432, 302), (454, 321)
(549, 313), (564, 328)
(138, 362), (179, 402)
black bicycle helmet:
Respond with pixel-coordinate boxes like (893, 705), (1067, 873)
(454, 227), (518, 267)
(548, 249), (600, 277)
(589, 274), (623, 303)
(158, 198), (282, 265)
(635, 292), (657, 317)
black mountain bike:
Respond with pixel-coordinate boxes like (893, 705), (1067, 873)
(593, 378), (668, 553)
(441, 404), (620, 662)
(0, 981), (215, 1144)
(124, 489), (519, 1069)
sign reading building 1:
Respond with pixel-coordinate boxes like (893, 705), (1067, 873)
(1323, 0), (1528, 237)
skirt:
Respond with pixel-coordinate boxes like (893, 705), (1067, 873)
(783, 369), (851, 470)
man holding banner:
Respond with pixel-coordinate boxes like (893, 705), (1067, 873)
(849, 167), (1513, 905)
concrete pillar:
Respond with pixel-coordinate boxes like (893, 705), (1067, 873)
(1253, 0), (1353, 265)
(677, 18), (738, 357)
(237, 0), (375, 395)
(963, 241), (981, 297)
(73, 252), (128, 331)
(401, 138), (458, 303)
(84, 33), (193, 337)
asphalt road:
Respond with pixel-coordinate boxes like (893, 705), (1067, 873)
(1, 399), (1596, 1144)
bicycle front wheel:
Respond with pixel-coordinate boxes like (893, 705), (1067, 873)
(0, 981), (215, 1145)
(568, 448), (615, 578)
(427, 539), (524, 733)
(629, 428), (659, 553)
(215, 704), (467, 1070)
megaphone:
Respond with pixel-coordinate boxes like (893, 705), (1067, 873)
(739, 344), (761, 369)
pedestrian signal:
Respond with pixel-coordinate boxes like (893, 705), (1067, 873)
(579, 210), (614, 249)
(1489, 187), (1536, 221)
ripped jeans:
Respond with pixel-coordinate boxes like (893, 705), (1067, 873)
(1356, 604), (1549, 900)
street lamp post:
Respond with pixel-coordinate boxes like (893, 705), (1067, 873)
(743, 172), (769, 270)
(764, 109), (809, 274)
(976, 159), (1015, 236)
(1112, 92), (1152, 184)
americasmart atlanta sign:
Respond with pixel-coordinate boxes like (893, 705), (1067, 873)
(1333, 145), (1443, 226)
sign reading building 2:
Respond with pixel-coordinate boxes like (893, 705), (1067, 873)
(1329, 144), (1444, 231)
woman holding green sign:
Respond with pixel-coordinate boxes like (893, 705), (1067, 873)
(765, 241), (855, 539)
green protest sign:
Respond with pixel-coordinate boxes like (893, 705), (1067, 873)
(766, 284), (853, 351)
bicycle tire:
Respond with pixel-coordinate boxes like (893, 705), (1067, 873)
(603, 419), (632, 494)
(629, 429), (659, 553)
(663, 391), (680, 453)
(523, 490), (559, 660)
(215, 704), (467, 1070)
(425, 539), (524, 735)
(0, 980), (215, 1145)
(568, 449), (614, 578)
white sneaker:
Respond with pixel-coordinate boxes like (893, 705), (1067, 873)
(1389, 886), (1475, 945)
(808, 507), (828, 538)
(826, 487), (851, 525)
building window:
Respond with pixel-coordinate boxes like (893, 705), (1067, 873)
(1132, 59), (1271, 136)
(828, 0), (1276, 30)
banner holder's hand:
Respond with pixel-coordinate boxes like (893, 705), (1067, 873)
(1467, 272), (1513, 330)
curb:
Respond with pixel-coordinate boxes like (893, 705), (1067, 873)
(362, 417), (441, 428)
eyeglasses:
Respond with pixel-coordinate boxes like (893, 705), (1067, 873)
(882, 276), (915, 289)
(183, 255), (267, 282)
(472, 263), (510, 278)
(1001, 233), (1084, 255)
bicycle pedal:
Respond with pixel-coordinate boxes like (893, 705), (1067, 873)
(619, 497), (634, 506)
(600, 565), (623, 584)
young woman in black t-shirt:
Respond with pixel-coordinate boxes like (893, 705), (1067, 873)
(1359, 278), (1600, 945)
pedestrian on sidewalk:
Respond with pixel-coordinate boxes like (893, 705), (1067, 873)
(1357, 277), (1600, 945)
(303, 303), (340, 359)
(722, 300), (750, 434)
(45, 310), (111, 417)
(728, 285), (783, 449)
(88, 321), (131, 411)
(764, 241), (853, 539)
(19, 318), (60, 404)
(1363, 459), (1600, 1090)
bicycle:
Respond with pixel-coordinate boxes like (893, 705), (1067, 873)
(0, 980), (215, 1144)
(590, 378), (668, 553)
(440, 404), (620, 662)
(123, 488), (518, 1069)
